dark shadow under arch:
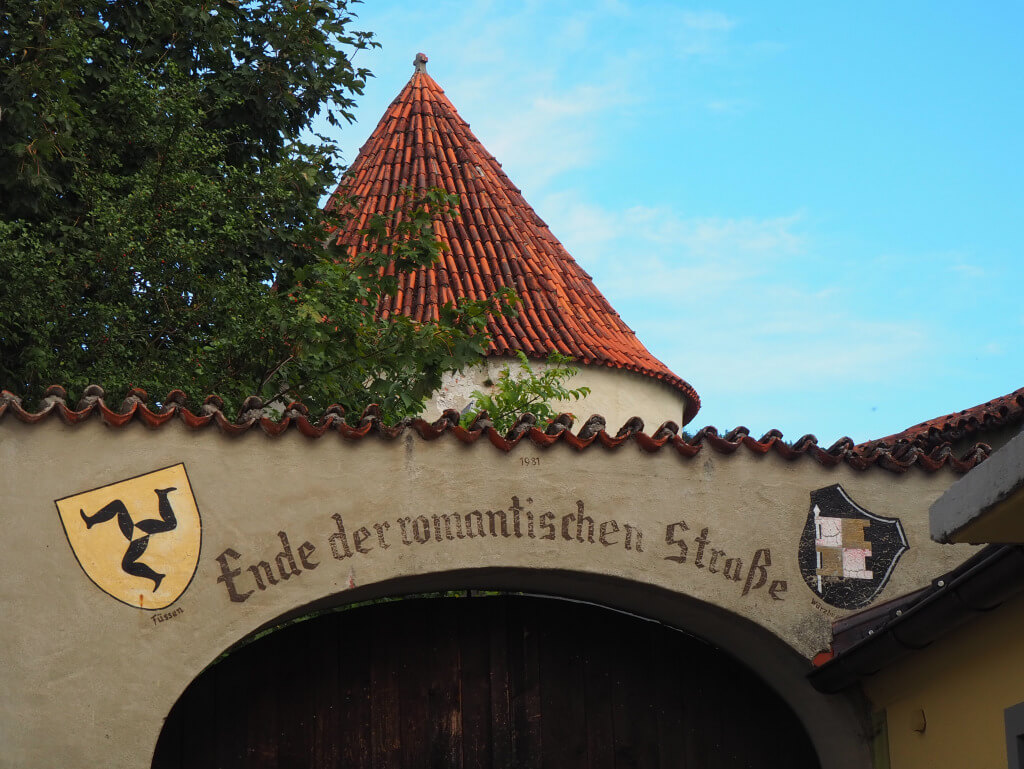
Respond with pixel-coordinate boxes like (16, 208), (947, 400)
(153, 568), (868, 769)
(154, 593), (821, 769)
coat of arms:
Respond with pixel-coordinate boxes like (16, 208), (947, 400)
(798, 484), (908, 610)
(55, 463), (201, 610)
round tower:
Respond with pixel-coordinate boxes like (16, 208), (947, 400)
(327, 54), (700, 429)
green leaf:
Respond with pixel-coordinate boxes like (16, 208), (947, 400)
(0, 2), (516, 426)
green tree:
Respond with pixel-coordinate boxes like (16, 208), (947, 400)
(0, 0), (509, 419)
(461, 351), (591, 434)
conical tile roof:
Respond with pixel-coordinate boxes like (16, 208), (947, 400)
(326, 55), (700, 424)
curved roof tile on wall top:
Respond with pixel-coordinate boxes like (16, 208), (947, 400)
(325, 54), (700, 424)
(861, 385), (1024, 451)
(0, 386), (991, 475)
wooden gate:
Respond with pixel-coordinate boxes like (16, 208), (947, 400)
(152, 595), (820, 768)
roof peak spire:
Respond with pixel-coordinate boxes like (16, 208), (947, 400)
(413, 52), (429, 74)
(326, 62), (701, 423)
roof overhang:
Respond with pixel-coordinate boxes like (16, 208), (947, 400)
(930, 425), (1024, 544)
(808, 544), (1024, 693)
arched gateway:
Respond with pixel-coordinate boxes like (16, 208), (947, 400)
(0, 55), (998, 769)
(153, 594), (821, 768)
(0, 391), (980, 768)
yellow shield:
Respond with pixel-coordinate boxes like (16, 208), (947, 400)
(56, 464), (202, 610)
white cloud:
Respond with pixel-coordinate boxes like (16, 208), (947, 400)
(680, 11), (737, 31)
(468, 80), (635, 191)
(950, 262), (986, 278)
(670, 9), (739, 58)
(537, 191), (933, 403)
(544, 195), (805, 267)
(706, 98), (750, 114)
(346, 0), (766, 197)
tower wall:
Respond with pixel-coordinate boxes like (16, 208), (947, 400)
(426, 357), (691, 430)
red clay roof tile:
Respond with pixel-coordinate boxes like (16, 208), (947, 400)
(325, 63), (701, 424)
(861, 386), (1024, 451)
(0, 387), (991, 475)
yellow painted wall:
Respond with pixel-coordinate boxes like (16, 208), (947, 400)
(864, 590), (1024, 769)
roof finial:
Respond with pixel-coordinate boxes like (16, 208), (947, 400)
(413, 52), (429, 74)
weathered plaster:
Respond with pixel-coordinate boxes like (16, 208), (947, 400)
(426, 358), (690, 429)
(0, 418), (973, 768)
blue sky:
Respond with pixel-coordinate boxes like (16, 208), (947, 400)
(325, 1), (1022, 445)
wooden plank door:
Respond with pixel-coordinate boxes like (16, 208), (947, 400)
(153, 595), (820, 768)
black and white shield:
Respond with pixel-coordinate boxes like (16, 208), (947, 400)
(798, 484), (909, 610)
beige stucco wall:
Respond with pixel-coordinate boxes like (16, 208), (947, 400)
(863, 590), (1024, 769)
(0, 417), (974, 768)
(425, 357), (690, 430)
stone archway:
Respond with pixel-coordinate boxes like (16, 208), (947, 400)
(153, 593), (821, 768)
(5, 413), (968, 768)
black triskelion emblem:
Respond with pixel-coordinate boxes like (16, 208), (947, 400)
(798, 484), (909, 610)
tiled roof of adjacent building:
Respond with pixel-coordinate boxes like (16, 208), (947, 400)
(325, 54), (700, 424)
(0, 386), (993, 475)
(809, 544), (1024, 692)
(860, 386), (1024, 452)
